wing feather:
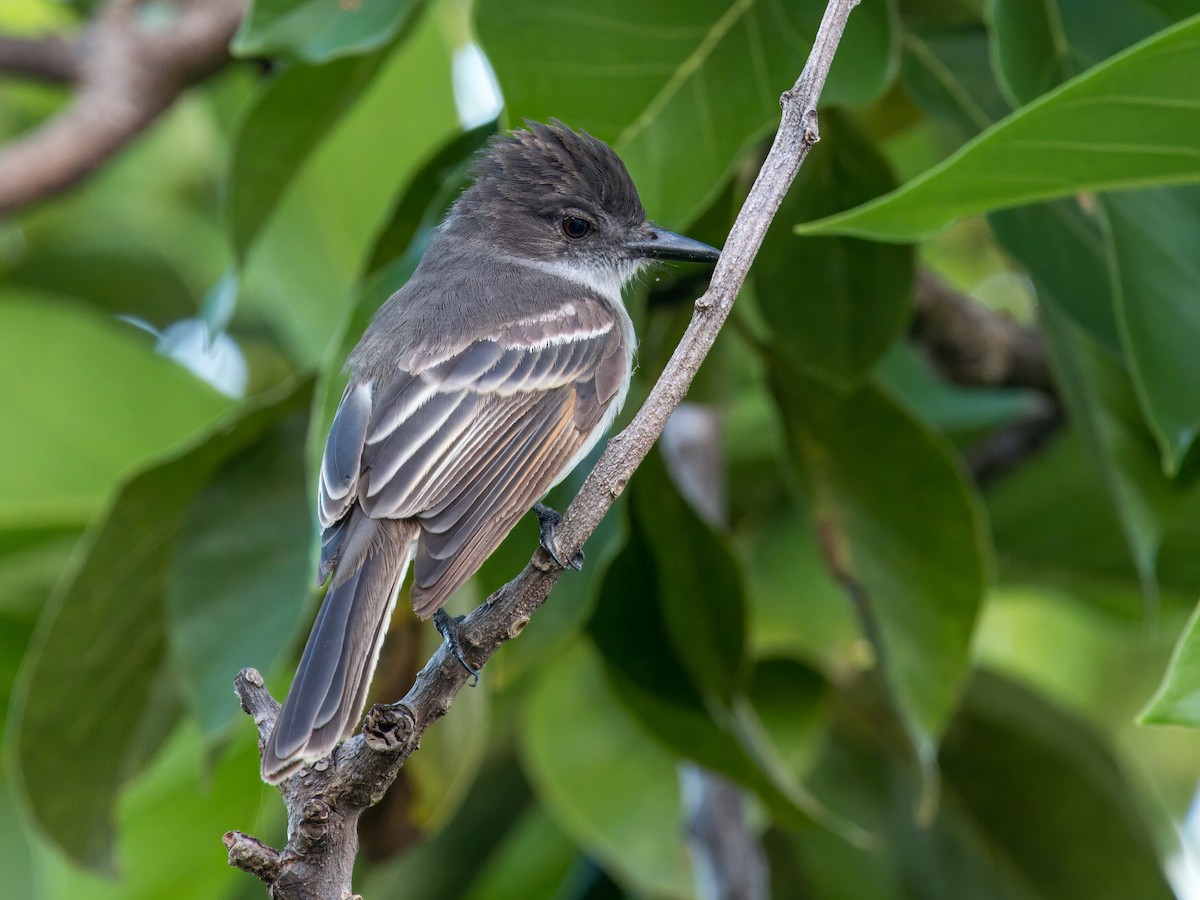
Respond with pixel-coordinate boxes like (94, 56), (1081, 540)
(319, 293), (630, 616)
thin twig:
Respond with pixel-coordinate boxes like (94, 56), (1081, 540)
(228, 1), (861, 896)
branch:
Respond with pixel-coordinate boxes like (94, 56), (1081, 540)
(0, 35), (80, 83)
(0, 0), (246, 213)
(664, 406), (768, 900)
(227, 1), (861, 896)
(910, 270), (1055, 396)
(908, 270), (1063, 483)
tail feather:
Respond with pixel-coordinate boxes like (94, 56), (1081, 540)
(262, 511), (416, 783)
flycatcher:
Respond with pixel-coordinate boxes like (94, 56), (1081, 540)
(262, 120), (721, 783)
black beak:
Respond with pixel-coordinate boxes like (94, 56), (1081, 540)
(627, 226), (721, 263)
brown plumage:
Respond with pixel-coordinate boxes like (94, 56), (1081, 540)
(260, 120), (719, 783)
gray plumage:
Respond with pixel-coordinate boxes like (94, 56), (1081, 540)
(261, 120), (719, 783)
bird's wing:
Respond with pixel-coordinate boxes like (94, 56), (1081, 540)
(316, 295), (629, 615)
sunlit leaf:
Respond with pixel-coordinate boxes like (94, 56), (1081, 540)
(1104, 187), (1200, 473)
(0, 297), (233, 527)
(521, 639), (693, 898)
(226, 51), (391, 261)
(1143, 601), (1200, 726)
(798, 15), (1200, 241)
(233, 0), (420, 62)
(237, 12), (460, 365)
(8, 380), (310, 869)
(476, 0), (895, 226)
(164, 404), (314, 736)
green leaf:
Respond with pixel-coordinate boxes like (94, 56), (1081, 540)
(164, 403), (314, 736)
(587, 513), (831, 833)
(901, 22), (1010, 135)
(988, 0), (1195, 107)
(461, 809), (579, 900)
(226, 50), (391, 261)
(233, 0), (420, 63)
(521, 639), (693, 898)
(0, 297), (234, 527)
(794, 672), (1175, 900)
(753, 111), (913, 384)
(797, 14), (1200, 241)
(237, 11), (460, 365)
(365, 121), (497, 276)
(937, 673), (1175, 900)
(989, 200), (1121, 352)
(476, 0), (895, 226)
(634, 452), (746, 705)
(1143, 600), (1200, 725)
(769, 363), (989, 756)
(7, 380), (311, 870)
(1105, 187), (1200, 473)
(362, 756), (532, 900)
(1039, 303), (1174, 605)
(35, 727), (281, 900)
(987, 0), (1073, 106)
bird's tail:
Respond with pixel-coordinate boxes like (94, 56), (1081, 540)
(262, 511), (417, 783)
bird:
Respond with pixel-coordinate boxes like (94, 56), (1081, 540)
(261, 119), (721, 783)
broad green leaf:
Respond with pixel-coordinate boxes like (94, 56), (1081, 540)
(792, 672), (1175, 900)
(1039, 304), (1174, 605)
(462, 809), (578, 900)
(769, 363), (989, 757)
(0, 297), (233, 527)
(233, 0), (420, 62)
(238, 11), (459, 365)
(476, 0), (895, 226)
(634, 452), (746, 705)
(984, 0), (1200, 473)
(901, 22), (1010, 135)
(989, 200), (1121, 352)
(754, 111), (913, 384)
(164, 404), (313, 736)
(226, 50), (391, 261)
(986, 0), (1072, 106)
(937, 673), (1175, 899)
(1143, 600), (1200, 725)
(8, 380), (310, 870)
(797, 15), (1200, 241)
(4, 247), (195, 327)
(521, 639), (693, 898)
(36, 727), (280, 900)
(588, 510), (833, 833)
(1105, 187), (1200, 473)
(365, 121), (496, 276)
(363, 756), (533, 899)
(989, 0), (1195, 107)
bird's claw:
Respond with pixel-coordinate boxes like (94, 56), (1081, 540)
(432, 609), (480, 686)
(533, 502), (584, 571)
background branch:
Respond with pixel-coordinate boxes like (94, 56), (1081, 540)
(226, 1), (861, 895)
(0, 34), (80, 83)
(908, 269), (1062, 484)
(0, 0), (246, 213)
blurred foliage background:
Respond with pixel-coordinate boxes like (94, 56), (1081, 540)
(4, 0), (1200, 897)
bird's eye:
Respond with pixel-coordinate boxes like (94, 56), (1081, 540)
(562, 216), (591, 240)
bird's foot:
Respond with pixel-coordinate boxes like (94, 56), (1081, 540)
(432, 609), (479, 686)
(533, 502), (584, 571)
